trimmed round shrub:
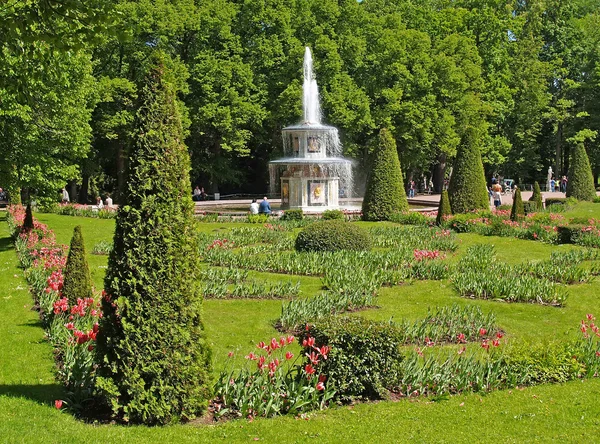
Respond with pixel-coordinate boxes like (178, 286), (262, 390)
(321, 209), (344, 220)
(436, 190), (451, 226)
(62, 225), (93, 306)
(510, 187), (525, 221)
(95, 55), (212, 425)
(448, 137), (489, 214)
(566, 142), (596, 201)
(529, 181), (543, 211)
(362, 128), (408, 221)
(295, 220), (371, 252)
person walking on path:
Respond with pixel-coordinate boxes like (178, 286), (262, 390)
(561, 176), (568, 193)
(258, 196), (272, 215)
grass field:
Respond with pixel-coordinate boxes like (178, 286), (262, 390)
(2, 208), (600, 443)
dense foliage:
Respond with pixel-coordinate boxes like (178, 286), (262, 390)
(94, 56), (211, 425)
(295, 220), (372, 253)
(3, 1), (600, 200)
(362, 129), (408, 221)
(62, 226), (93, 306)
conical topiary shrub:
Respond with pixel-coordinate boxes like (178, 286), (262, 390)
(448, 137), (489, 214)
(529, 181), (543, 211)
(362, 128), (409, 221)
(62, 225), (93, 306)
(566, 142), (596, 201)
(23, 202), (34, 230)
(511, 187), (525, 221)
(95, 54), (212, 425)
(436, 190), (452, 226)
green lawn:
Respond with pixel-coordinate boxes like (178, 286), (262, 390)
(2, 210), (600, 442)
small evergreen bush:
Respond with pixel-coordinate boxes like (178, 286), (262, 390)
(436, 190), (451, 225)
(321, 209), (344, 220)
(556, 225), (585, 244)
(303, 317), (404, 401)
(295, 220), (371, 252)
(510, 188), (525, 221)
(362, 128), (408, 221)
(280, 209), (304, 221)
(566, 142), (596, 201)
(62, 225), (93, 306)
(23, 203), (34, 230)
(529, 181), (543, 211)
(523, 201), (537, 215)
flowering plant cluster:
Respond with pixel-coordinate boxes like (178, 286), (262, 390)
(206, 238), (234, 251)
(213, 332), (335, 420)
(413, 249), (444, 261)
(7, 205), (101, 412)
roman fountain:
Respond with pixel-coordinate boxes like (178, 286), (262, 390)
(269, 47), (353, 211)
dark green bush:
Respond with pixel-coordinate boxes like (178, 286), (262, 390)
(321, 209), (344, 220)
(95, 55), (212, 425)
(556, 225), (585, 244)
(510, 188), (525, 221)
(62, 225), (93, 306)
(448, 137), (489, 214)
(280, 209), (304, 221)
(295, 220), (371, 252)
(566, 142), (596, 201)
(23, 203), (34, 230)
(362, 128), (408, 221)
(436, 190), (452, 225)
(593, 196), (600, 203)
(544, 198), (572, 211)
(303, 317), (404, 401)
(529, 181), (543, 211)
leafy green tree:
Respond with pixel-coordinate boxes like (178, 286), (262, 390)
(62, 226), (93, 306)
(566, 130), (597, 201)
(510, 187), (525, 221)
(95, 54), (211, 425)
(362, 128), (408, 221)
(436, 190), (452, 226)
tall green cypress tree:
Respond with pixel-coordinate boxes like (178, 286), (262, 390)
(362, 128), (408, 221)
(529, 181), (543, 211)
(95, 54), (211, 425)
(566, 142), (596, 201)
(62, 225), (92, 306)
(436, 190), (452, 226)
(447, 134), (489, 214)
(510, 188), (525, 221)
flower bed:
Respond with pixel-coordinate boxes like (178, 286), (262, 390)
(7, 205), (101, 411)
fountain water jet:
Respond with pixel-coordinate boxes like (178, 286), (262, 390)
(269, 47), (353, 211)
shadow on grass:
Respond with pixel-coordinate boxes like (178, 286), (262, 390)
(18, 319), (44, 329)
(0, 235), (13, 252)
(0, 383), (63, 405)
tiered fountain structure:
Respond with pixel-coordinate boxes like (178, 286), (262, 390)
(269, 47), (353, 211)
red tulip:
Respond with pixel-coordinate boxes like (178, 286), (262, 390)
(55, 400), (63, 409)
(316, 382), (325, 391)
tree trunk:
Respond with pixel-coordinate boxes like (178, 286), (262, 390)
(555, 122), (563, 177)
(79, 173), (90, 204)
(432, 153), (447, 193)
